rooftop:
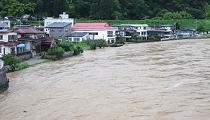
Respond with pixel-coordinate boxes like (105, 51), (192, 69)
(16, 28), (44, 34)
(46, 22), (72, 28)
(121, 24), (148, 27)
(0, 41), (21, 46)
(0, 30), (14, 34)
(66, 32), (88, 37)
(71, 22), (117, 30)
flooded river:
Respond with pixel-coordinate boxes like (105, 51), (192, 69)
(1, 39), (210, 120)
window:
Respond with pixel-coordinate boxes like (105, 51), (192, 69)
(74, 38), (80, 42)
(0, 46), (2, 53)
(68, 37), (72, 41)
(89, 32), (98, 35)
(107, 31), (113, 37)
(144, 27), (147, 30)
(142, 32), (146, 35)
(0, 35), (3, 40)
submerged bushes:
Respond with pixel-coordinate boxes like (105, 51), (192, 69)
(16, 62), (29, 71)
(2, 54), (29, 72)
(57, 41), (75, 52)
(47, 47), (65, 58)
(80, 39), (107, 50)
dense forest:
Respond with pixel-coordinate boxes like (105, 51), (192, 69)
(0, 0), (210, 19)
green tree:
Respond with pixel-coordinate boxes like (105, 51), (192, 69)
(2, 54), (21, 72)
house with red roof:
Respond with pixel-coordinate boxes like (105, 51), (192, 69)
(70, 22), (117, 43)
(0, 30), (19, 57)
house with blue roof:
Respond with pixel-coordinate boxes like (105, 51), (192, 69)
(45, 22), (72, 41)
(65, 32), (90, 42)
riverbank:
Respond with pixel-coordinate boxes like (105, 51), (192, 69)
(8, 37), (210, 72)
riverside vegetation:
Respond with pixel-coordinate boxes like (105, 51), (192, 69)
(2, 39), (122, 73)
(46, 39), (108, 60)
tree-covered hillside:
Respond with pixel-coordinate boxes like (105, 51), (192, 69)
(1, 0), (210, 19)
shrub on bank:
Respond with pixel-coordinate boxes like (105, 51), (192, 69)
(148, 36), (161, 41)
(57, 41), (75, 51)
(77, 41), (91, 50)
(96, 39), (107, 48)
(2, 54), (21, 72)
(116, 36), (126, 44)
(81, 39), (107, 50)
(74, 44), (84, 55)
(47, 47), (65, 58)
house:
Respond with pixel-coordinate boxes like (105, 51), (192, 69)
(0, 23), (9, 30)
(70, 22), (117, 43)
(45, 22), (72, 40)
(0, 30), (20, 57)
(152, 25), (175, 32)
(122, 24), (148, 38)
(113, 24), (148, 40)
(44, 12), (74, 34)
(176, 27), (197, 39)
(149, 25), (176, 40)
(16, 28), (54, 55)
(30, 23), (43, 30)
(65, 32), (90, 42)
(0, 20), (11, 30)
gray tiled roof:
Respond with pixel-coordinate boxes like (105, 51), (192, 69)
(46, 22), (71, 28)
(66, 32), (88, 37)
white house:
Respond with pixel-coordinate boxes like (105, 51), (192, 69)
(0, 20), (11, 30)
(0, 30), (18, 57)
(70, 22), (117, 44)
(44, 12), (74, 34)
(65, 32), (90, 42)
(122, 24), (148, 38)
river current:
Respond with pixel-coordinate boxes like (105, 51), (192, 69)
(1, 39), (210, 120)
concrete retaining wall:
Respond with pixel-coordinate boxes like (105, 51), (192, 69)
(0, 67), (9, 93)
(16, 52), (32, 61)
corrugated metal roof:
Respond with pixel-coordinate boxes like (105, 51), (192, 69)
(16, 28), (44, 34)
(46, 22), (71, 28)
(71, 22), (117, 30)
(66, 32), (88, 37)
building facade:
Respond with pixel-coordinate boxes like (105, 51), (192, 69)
(114, 24), (148, 40)
(0, 30), (19, 57)
(71, 22), (117, 44)
(44, 12), (74, 34)
(45, 22), (72, 40)
(0, 20), (11, 30)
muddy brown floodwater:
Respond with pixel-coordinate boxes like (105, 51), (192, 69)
(1, 39), (210, 120)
